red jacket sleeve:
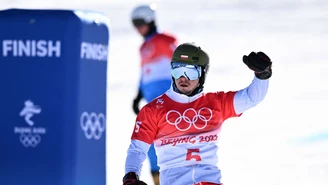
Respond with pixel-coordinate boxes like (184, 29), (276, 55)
(216, 91), (241, 121)
(131, 104), (158, 144)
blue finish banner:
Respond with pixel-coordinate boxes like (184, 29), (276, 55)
(0, 9), (110, 185)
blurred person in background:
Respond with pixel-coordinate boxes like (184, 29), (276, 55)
(123, 42), (273, 185)
(130, 3), (178, 185)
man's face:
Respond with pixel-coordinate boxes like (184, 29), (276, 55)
(134, 23), (149, 37)
(174, 76), (200, 95)
(171, 62), (202, 95)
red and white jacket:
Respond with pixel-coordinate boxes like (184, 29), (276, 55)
(139, 32), (177, 85)
(125, 76), (269, 185)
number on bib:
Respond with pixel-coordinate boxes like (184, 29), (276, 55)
(186, 148), (201, 161)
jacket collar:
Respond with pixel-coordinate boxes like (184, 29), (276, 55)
(165, 84), (203, 103)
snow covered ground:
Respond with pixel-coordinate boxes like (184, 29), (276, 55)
(1, 0), (328, 184)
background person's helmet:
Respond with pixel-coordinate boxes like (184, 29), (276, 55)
(171, 42), (210, 95)
(131, 4), (157, 26)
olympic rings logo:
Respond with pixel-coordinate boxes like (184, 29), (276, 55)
(19, 134), (41, 147)
(80, 112), (106, 140)
(166, 107), (213, 131)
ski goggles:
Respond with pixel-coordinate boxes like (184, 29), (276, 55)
(132, 19), (147, 27)
(171, 62), (202, 80)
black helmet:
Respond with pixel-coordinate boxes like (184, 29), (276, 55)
(171, 42), (210, 96)
(171, 42), (209, 67)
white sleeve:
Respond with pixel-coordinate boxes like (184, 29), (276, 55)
(233, 76), (269, 115)
(125, 139), (151, 176)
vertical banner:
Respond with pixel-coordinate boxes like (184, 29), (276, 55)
(0, 9), (110, 185)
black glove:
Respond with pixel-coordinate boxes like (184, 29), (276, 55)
(132, 90), (143, 115)
(243, 51), (272, 79)
(123, 172), (147, 185)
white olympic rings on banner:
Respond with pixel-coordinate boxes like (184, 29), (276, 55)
(19, 134), (41, 147)
(166, 107), (212, 131)
(80, 112), (106, 140)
